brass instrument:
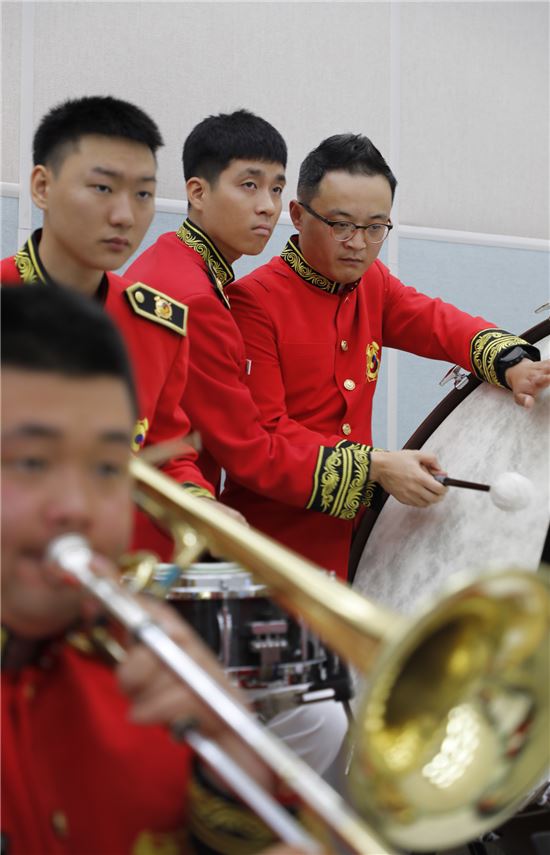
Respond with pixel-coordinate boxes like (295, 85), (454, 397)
(130, 457), (550, 851)
(56, 456), (550, 854)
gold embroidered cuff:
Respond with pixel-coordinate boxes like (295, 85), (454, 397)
(187, 769), (277, 855)
(470, 329), (534, 387)
(181, 482), (216, 500)
(307, 441), (377, 520)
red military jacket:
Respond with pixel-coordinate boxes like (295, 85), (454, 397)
(1, 233), (216, 559)
(126, 219), (379, 528)
(223, 235), (531, 576)
(1, 634), (191, 855)
(1, 630), (281, 855)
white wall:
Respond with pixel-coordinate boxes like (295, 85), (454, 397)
(1, 0), (548, 451)
(2, 0), (548, 238)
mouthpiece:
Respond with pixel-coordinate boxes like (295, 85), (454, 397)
(47, 534), (93, 579)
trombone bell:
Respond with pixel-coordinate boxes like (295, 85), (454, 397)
(350, 569), (549, 849)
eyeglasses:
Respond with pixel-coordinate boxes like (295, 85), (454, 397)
(299, 202), (393, 244)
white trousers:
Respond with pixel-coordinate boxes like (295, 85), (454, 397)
(267, 700), (349, 776)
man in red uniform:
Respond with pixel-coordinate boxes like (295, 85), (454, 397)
(0, 96), (217, 559)
(224, 133), (550, 574)
(126, 111), (451, 776)
(1, 285), (314, 855)
(127, 111), (448, 580)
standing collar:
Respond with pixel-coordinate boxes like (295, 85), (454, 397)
(1, 624), (62, 672)
(14, 229), (50, 284)
(13, 229), (109, 303)
(280, 235), (360, 296)
(176, 217), (234, 309)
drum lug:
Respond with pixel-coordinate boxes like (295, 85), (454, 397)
(439, 364), (470, 389)
(248, 619), (289, 668)
(216, 604), (233, 668)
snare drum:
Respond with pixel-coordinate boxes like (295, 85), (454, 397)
(158, 561), (350, 697)
(350, 320), (550, 614)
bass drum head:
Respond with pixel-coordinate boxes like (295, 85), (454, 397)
(351, 320), (550, 615)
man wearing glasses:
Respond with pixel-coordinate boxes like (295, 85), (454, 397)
(224, 133), (549, 577)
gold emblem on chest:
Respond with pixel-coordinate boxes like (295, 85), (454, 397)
(366, 341), (380, 382)
(132, 418), (149, 452)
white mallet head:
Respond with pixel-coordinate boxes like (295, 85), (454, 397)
(491, 472), (534, 512)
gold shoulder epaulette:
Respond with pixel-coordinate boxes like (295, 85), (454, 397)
(125, 282), (188, 336)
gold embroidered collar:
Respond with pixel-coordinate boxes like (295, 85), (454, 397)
(176, 218), (234, 308)
(280, 236), (359, 295)
(13, 230), (109, 302)
(13, 230), (49, 284)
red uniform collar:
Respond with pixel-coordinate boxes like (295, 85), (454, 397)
(13, 230), (109, 303)
(280, 235), (360, 296)
(175, 217), (234, 309)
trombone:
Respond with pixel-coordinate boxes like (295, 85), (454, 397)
(53, 456), (550, 854)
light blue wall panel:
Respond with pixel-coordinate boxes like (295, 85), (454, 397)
(1, 196), (19, 258)
(392, 239), (549, 447)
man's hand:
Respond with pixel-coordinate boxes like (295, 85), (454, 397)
(370, 449), (447, 507)
(505, 358), (550, 409)
(205, 497), (248, 527)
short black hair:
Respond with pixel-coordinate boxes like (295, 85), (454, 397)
(1, 285), (137, 414)
(182, 109), (287, 185)
(297, 134), (397, 203)
(33, 96), (164, 171)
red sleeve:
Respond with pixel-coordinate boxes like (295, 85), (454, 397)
(381, 271), (496, 369)
(142, 332), (215, 497)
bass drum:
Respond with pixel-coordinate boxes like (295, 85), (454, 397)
(350, 319), (550, 615)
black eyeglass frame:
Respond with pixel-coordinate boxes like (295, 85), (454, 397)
(299, 201), (393, 244)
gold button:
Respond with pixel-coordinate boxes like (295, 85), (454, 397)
(340, 340), (348, 351)
(344, 379), (356, 391)
(23, 683), (35, 700)
(51, 811), (68, 838)
(342, 423), (351, 436)
(135, 290), (145, 304)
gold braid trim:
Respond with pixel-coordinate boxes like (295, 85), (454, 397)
(281, 237), (340, 294)
(470, 328), (531, 387)
(176, 218), (233, 308)
(14, 240), (44, 283)
(188, 774), (276, 855)
(180, 482), (215, 500)
(307, 441), (377, 519)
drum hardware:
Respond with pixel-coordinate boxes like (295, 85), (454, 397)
(216, 601), (233, 668)
(142, 562), (347, 697)
(122, 456), (549, 853)
(439, 364), (470, 389)
(248, 619), (289, 668)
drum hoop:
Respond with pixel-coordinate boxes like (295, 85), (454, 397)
(348, 318), (550, 582)
(156, 562), (268, 599)
(166, 585), (268, 600)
